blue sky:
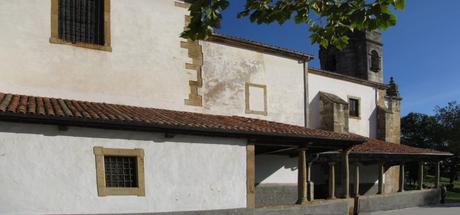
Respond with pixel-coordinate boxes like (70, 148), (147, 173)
(215, 0), (460, 116)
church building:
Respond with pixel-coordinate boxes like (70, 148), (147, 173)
(0, 1), (452, 214)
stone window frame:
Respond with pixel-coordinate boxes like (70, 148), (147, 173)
(348, 96), (361, 119)
(50, 0), (112, 52)
(245, 82), (268, 116)
(94, 147), (145, 196)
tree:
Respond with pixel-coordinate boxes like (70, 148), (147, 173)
(435, 102), (460, 183)
(181, 0), (406, 50)
(401, 112), (443, 149)
(401, 102), (460, 185)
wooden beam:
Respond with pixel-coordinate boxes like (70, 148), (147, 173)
(246, 144), (255, 208)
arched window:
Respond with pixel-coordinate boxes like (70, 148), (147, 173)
(370, 50), (381, 72)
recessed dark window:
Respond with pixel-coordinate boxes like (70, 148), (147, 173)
(104, 156), (138, 188)
(370, 50), (381, 72)
(349, 98), (360, 117)
(58, 0), (105, 45)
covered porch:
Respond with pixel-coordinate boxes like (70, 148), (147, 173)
(252, 138), (453, 212)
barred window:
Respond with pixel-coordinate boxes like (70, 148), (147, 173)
(94, 147), (145, 196)
(104, 156), (138, 188)
(58, 0), (105, 45)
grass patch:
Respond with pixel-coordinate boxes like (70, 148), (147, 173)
(424, 175), (460, 202)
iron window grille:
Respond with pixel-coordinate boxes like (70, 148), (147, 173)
(104, 156), (138, 188)
(58, 0), (105, 45)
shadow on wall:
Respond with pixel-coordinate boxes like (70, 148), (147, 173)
(309, 93), (321, 128)
(0, 121), (246, 147)
(369, 107), (377, 138)
(255, 154), (297, 184)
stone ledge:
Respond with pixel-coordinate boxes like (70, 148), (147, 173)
(357, 189), (441, 213)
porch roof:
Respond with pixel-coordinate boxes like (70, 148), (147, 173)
(316, 139), (453, 164)
(0, 91), (365, 149)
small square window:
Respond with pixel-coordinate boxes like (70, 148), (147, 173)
(94, 147), (145, 196)
(349, 98), (360, 118)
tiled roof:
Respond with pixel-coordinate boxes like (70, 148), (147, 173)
(319, 91), (348, 105)
(352, 139), (452, 156)
(0, 92), (365, 142)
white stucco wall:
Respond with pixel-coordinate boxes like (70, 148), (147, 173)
(308, 73), (379, 138)
(201, 42), (306, 126)
(255, 155), (298, 184)
(0, 0), (307, 127)
(0, 122), (247, 214)
(0, 0), (199, 112)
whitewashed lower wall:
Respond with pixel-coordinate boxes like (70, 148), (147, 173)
(0, 122), (247, 214)
(255, 155), (298, 184)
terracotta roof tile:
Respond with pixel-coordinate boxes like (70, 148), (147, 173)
(352, 139), (452, 155)
(0, 92), (366, 143)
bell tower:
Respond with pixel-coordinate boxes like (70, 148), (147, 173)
(319, 31), (384, 83)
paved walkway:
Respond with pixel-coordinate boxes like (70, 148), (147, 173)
(363, 202), (460, 215)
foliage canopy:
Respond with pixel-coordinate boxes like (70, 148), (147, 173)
(181, 0), (406, 49)
(402, 102), (460, 183)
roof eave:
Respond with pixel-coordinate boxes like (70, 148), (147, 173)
(207, 34), (314, 62)
(0, 112), (364, 148)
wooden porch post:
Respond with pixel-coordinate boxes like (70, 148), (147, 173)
(434, 161), (440, 188)
(378, 163), (384, 194)
(418, 162), (424, 190)
(246, 144), (255, 208)
(354, 163), (360, 197)
(399, 163), (405, 192)
(328, 162), (336, 199)
(342, 150), (350, 198)
(297, 150), (307, 204)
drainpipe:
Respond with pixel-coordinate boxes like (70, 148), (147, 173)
(303, 60), (309, 128)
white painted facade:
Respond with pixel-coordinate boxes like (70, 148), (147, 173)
(0, 0), (193, 111)
(0, 0), (392, 213)
(0, 122), (247, 214)
(308, 73), (379, 138)
(0, 0), (306, 127)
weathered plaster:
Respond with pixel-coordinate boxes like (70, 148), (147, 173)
(201, 41), (305, 126)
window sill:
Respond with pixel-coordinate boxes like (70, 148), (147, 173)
(349, 116), (361, 120)
(99, 187), (145, 197)
(50, 37), (112, 52)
